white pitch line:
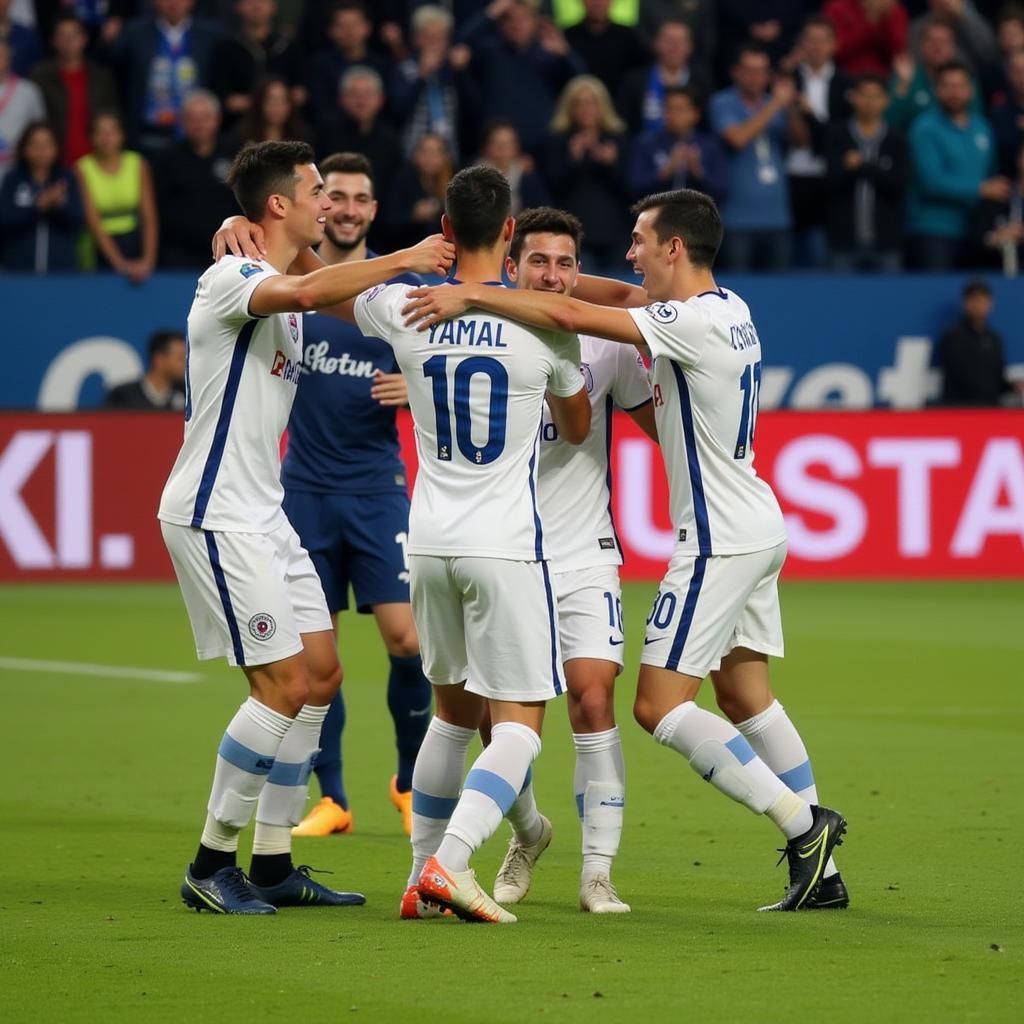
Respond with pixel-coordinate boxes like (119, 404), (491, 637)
(0, 657), (201, 683)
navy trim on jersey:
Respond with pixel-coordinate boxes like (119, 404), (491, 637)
(604, 394), (623, 557)
(696, 288), (728, 300)
(665, 555), (707, 672)
(191, 319), (258, 528)
(669, 360), (712, 555)
(622, 396), (654, 413)
(205, 531), (245, 666)
(541, 560), (564, 696)
(527, 432), (544, 561)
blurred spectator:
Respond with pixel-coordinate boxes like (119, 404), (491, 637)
(106, 0), (223, 154)
(618, 19), (709, 136)
(75, 110), (158, 283)
(154, 90), (237, 268)
(906, 61), (1008, 269)
(824, 0), (909, 76)
(30, 16), (118, 167)
(317, 65), (403, 201)
(825, 72), (907, 270)
(975, 140), (1024, 273)
(0, 36), (44, 183)
(910, 1), (998, 72)
(980, 4), (1024, 103)
(0, 0), (43, 76)
(543, 74), (629, 269)
(457, 0), (585, 157)
(383, 131), (452, 249)
(716, 1), (807, 82)
(210, 0), (305, 130)
(637, 1), (716, 81)
(390, 5), (472, 162)
(104, 329), (187, 411)
(0, 120), (83, 271)
(563, 0), (649, 99)
(477, 117), (550, 213)
(709, 45), (807, 270)
(626, 84), (728, 201)
(989, 49), (1024, 173)
(939, 280), (1023, 405)
(235, 73), (311, 145)
(308, 1), (390, 129)
(785, 15), (853, 267)
(889, 15), (983, 129)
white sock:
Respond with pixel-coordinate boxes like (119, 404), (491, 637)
(436, 722), (541, 873)
(737, 700), (837, 876)
(653, 701), (813, 838)
(201, 697), (292, 852)
(506, 766), (544, 846)
(408, 717), (476, 887)
(252, 703), (329, 854)
(573, 727), (625, 882)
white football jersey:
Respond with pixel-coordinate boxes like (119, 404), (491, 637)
(627, 288), (786, 556)
(158, 256), (303, 534)
(538, 336), (652, 573)
(354, 282), (584, 560)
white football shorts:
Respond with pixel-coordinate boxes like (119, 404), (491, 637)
(552, 565), (624, 671)
(410, 554), (566, 702)
(641, 541), (786, 679)
(161, 519), (332, 668)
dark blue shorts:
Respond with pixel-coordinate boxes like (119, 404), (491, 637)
(282, 490), (411, 614)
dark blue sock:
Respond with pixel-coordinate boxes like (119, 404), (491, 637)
(313, 690), (348, 810)
(387, 654), (432, 792)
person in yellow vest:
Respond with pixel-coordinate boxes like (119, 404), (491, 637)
(75, 110), (158, 283)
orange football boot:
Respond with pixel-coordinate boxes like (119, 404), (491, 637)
(291, 797), (353, 837)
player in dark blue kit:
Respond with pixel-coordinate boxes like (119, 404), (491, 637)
(225, 152), (432, 837)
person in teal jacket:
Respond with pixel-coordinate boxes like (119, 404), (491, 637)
(906, 61), (1010, 269)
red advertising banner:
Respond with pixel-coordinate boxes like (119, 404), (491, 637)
(1, 411), (1021, 582)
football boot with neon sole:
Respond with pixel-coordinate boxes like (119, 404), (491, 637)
(291, 797), (353, 837)
(417, 856), (517, 923)
(579, 877), (631, 914)
(390, 776), (412, 836)
(758, 805), (847, 912)
(249, 865), (365, 907)
(493, 815), (552, 904)
(804, 871), (850, 910)
(399, 885), (452, 919)
(180, 866), (276, 915)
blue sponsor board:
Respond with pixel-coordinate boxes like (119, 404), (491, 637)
(2, 272), (1022, 410)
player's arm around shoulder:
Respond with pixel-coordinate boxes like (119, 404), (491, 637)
(545, 331), (591, 445)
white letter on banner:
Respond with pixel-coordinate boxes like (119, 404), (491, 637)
(774, 436), (866, 560)
(0, 432), (55, 568)
(617, 439), (675, 560)
(877, 337), (942, 409)
(867, 438), (960, 556)
(950, 439), (1024, 557)
(38, 338), (143, 410)
(56, 432), (92, 568)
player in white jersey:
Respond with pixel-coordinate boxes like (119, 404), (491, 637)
(403, 188), (849, 912)
(158, 140), (454, 915)
(476, 208), (657, 915)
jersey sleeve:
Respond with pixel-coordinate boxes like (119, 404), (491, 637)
(626, 301), (709, 367)
(546, 331), (585, 397)
(210, 258), (279, 324)
(353, 282), (404, 343)
(611, 345), (653, 410)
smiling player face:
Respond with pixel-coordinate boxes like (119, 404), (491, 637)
(507, 232), (579, 294)
(283, 163), (332, 248)
(626, 209), (672, 301)
(322, 170), (378, 251)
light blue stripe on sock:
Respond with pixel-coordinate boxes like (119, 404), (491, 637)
(412, 789), (459, 819)
(464, 768), (518, 815)
(778, 759), (815, 793)
(575, 793), (584, 820)
(267, 758), (311, 787)
(218, 734), (275, 775)
(519, 766), (533, 794)
(725, 734), (756, 766)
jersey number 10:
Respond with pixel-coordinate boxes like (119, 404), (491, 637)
(733, 360), (762, 460)
(423, 354), (509, 465)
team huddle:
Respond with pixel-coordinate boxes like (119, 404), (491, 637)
(157, 138), (848, 921)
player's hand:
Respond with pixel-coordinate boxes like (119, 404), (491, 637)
(212, 216), (267, 261)
(370, 370), (409, 407)
(401, 284), (472, 331)
(401, 233), (456, 276)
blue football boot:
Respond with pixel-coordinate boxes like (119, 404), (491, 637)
(249, 865), (366, 907)
(181, 866), (277, 914)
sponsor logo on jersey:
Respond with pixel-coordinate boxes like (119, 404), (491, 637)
(287, 313), (299, 342)
(270, 350), (302, 383)
(239, 262), (264, 279)
(645, 302), (678, 324)
(581, 362), (594, 394)
(598, 537), (616, 550)
(248, 613), (277, 641)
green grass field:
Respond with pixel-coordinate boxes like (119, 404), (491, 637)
(2, 580), (1022, 1023)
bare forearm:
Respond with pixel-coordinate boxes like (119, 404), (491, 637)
(574, 273), (647, 308)
(723, 103), (782, 150)
(289, 247), (325, 275)
(294, 251), (411, 309)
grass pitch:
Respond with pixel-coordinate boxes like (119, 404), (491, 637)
(2, 580), (1022, 1023)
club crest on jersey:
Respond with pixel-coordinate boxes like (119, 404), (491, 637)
(581, 362), (594, 394)
(248, 613), (277, 641)
(239, 262), (263, 279)
(287, 313), (299, 341)
(645, 302), (678, 324)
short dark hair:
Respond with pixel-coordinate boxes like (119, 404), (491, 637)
(319, 151), (374, 191)
(631, 188), (723, 269)
(51, 13), (86, 35)
(936, 59), (972, 81)
(663, 84), (703, 109)
(854, 72), (889, 90)
(148, 330), (185, 362)
(15, 121), (57, 165)
(733, 42), (770, 66)
(996, 3), (1024, 28)
(444, 165), (511, 252)
(509, 206), (584, 263)
(802, 13), (835, 34)
(962, 279), (992, 299)
(227, 140), (316, 220)
(331, 0), (368, 22)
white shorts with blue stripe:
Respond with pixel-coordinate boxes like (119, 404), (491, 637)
(640, 541), (786, 679)
(410, 554), (566, 702)
(161, 519), (332, 668)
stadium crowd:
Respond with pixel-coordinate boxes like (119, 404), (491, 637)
(0, 0), (1022, 275)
